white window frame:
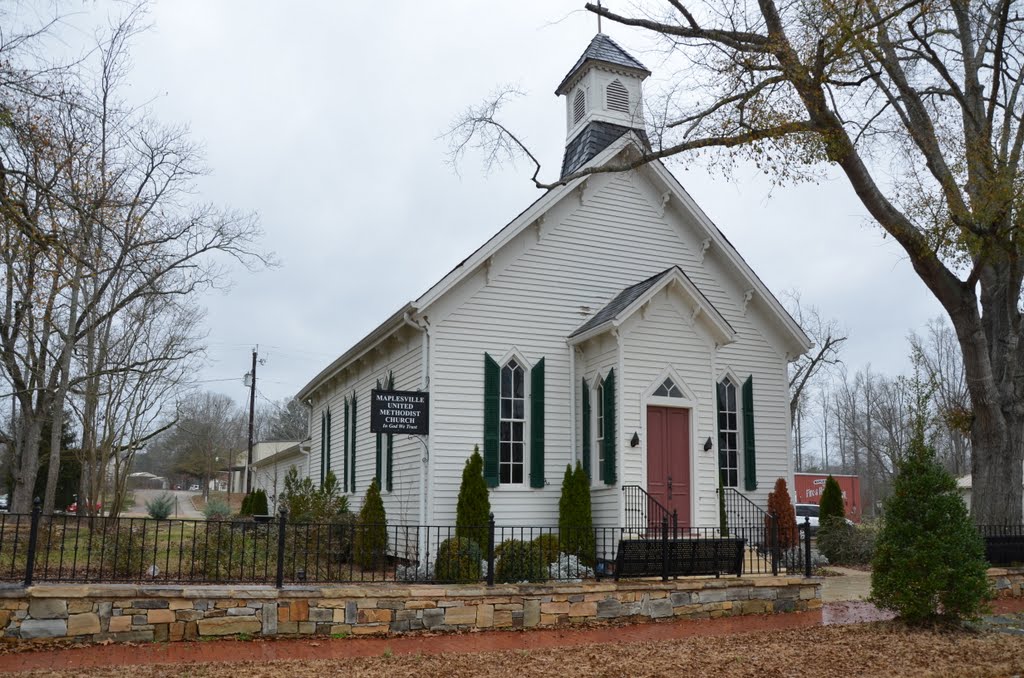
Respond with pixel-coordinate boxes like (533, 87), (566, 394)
(717, 375), (740, 488)
(498, 353), (529, 487)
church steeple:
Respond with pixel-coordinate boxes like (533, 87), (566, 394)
(556, 34), (650, 178)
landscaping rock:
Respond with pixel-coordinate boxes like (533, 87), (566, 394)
(20, 619), (68, 639)
(28, 599), (67, 620)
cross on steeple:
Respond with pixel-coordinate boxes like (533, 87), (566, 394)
(596, 0), (602, 33)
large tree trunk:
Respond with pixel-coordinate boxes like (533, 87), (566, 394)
(10, 416), (42, 513)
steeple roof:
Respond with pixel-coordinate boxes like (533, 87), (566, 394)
(555, 33), (651, 95)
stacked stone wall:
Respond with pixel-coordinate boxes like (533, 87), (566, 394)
(0, 576), (820, 643)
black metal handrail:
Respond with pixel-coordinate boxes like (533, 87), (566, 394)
(622, 485), (676, 536)
(719, 487), (781, 575)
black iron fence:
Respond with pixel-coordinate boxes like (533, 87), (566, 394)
(979, 525), (1024, 566)
(0, 502), (815, 587)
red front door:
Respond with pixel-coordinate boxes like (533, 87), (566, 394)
(646, 406), (691, 527)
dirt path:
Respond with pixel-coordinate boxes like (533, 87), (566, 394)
(3, 599), (1024, 675)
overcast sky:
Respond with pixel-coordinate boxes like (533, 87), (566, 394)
(52, 1), (944, 420)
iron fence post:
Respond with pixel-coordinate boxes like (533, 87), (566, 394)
(770, 512), (779, 576)
(661, 515), (669, 582)
(486, 513), (495, 587)
(275, 507), (288, 588)
(24, 497), (42, 587)
(672, 509), (678, 539)
(803, 515), (812, 577)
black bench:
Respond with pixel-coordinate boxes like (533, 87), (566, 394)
(613, 537), (746, 580)
(985, 535), (1024, 566)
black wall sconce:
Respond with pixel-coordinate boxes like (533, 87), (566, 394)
(703, 437), (713, 451)
(630, 432), (640, 447)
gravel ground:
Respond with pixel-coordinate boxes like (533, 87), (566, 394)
(18, 623), (1024, 678)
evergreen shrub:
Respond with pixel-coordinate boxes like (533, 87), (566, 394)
(532, 533), (561, 565)
(718, 473), (729, 537)
(250, 489), (269, 515)
(494, 539), (547, 583)
(455, 446), (491, 549)
(354, 478), (388, 570)
(817, 518), (877, 566)
(766, 478), (799, 550)
(145, 493), (175, 521)
(434, 537), (482, 583)
(281, 468), (348, 523)
(203, 498), (232, 521)
(819, 476), (846, 521)
(871, 430), (991, 624)
(557, 462), (595, 567)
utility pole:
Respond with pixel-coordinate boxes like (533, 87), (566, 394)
(246, 347), (257, 494)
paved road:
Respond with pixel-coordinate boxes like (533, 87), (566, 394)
(127, 489), (203, 519)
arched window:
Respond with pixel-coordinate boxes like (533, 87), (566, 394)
(500, 358), (526, 484)
(596, 380), (605, 482)
(573, 89), (586, 124)
(717, 377), (739, 487)
(606, 79), (629, 113)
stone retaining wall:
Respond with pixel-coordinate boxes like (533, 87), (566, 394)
(0, 576), (819, 643)
(989, 567), (1024, 597)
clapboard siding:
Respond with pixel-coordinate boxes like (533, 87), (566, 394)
(428, 171), (793, 527)
(309, 330), (423, 525)
(304, 166), (798, 531)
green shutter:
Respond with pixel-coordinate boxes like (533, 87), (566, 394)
(343, 399), (350, 493)
(602, 369), (617, 486)
(375, 379), (382, 486)
(483, 353), (500, 487)
(350, 393), (357, 493)
(385, 372), (394, 492)
(529, 357), (545, 488)
(326, 409), (332, 483)
(320, 411), (326, 485)
(581, 378), (591, 480)
(742, 376), (757, 491)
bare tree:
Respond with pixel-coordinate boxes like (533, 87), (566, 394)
(0, 4), (270, 513)
(783, 292), (847, 427)
(452, 1), (1024, 523)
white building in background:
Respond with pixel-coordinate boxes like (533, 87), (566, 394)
(297, 34), (810, 528)
(250, 440), (309, 509)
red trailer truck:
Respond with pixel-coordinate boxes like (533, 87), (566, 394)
(793, 473), (862, 523)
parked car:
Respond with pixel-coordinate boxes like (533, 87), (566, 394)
(66, 501), (102, 514)
(795, 503), (854, 536)
(795, 504), (820, 535)
(188, 484), (200, 492)
(0, 494), (8, 511)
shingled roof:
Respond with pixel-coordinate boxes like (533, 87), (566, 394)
(570, 268), (674, 339)
(555, 33), (651, 95)
(560, 121), (649, 178)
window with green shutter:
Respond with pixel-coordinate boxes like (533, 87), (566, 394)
(375, 378), (383, 486)
(602, 369), (617, 485)
(581, 378), (591, 480)
(343, 399), (350, 493)
(483, 354), (500, 487)
(385, 372), (394, 492)
(350, 393), (357, 493)
(717, 378), (739, 488)
(325, 408), (332, 484)
(742, 376), (757, 491)
(320, 411), (326, 485)
(529, 357), (545, 488)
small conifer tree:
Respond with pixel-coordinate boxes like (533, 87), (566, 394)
(819, 475), (845, 521)
(871, 425), (991, 624)
(250, 489), (269, 515)
(354, 478), (388, 570)
(766, 477), (799, 550)
(456, 446), (491, 547)
(558, 462), (595, 566)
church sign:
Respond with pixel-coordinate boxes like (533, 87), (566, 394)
(370, 389), (429, 435)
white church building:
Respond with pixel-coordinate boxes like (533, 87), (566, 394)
(296, 34), (810, 529)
